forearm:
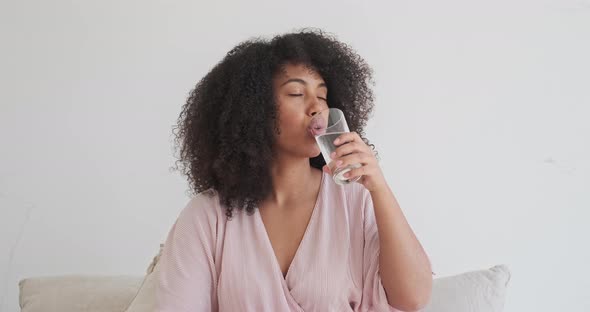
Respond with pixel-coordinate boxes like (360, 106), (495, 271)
(370, 185), (432, 311)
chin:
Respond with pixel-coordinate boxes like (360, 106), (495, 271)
(309, 146), (322, 158)
(299, 145), (320, 159)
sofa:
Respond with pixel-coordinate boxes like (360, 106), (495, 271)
(18, 245), (511, 312)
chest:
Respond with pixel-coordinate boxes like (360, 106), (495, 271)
(215, 196), (363, 311)
(259, 203), (315, 277)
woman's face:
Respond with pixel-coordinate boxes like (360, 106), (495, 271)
(272, 63), (329, 160)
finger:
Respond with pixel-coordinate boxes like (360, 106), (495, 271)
(331, 142), (367, 159)
(327, 159), (341, 173)
(334, 153), (369, 170)
(333, 131), (360, 146)
(322, 165), (331, 174)
(342, 164), (367, 179)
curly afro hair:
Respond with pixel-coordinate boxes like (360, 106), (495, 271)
(173, 28), (376, 219)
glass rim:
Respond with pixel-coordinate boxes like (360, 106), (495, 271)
(312, 107), (346, 133)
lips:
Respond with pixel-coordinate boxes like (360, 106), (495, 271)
(308, 116), (327, 136)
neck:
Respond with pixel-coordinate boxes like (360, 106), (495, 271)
(266, 155), (319, 208)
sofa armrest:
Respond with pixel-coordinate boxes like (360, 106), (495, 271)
(19, 275), (143, 312)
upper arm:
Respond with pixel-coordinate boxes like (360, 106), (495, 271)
(156, 194), (219, 312)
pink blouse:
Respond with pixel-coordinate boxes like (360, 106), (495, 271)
(156, 172), (404, 311)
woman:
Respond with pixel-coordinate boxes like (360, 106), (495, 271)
(157, 29), (433, 312)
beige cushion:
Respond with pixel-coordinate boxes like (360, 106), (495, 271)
(124, 244), (164, 312)
(19, 275), (142, 312)
(124, 268), (158, 312)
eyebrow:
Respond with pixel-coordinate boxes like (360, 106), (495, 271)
(280, 78), (327, 89)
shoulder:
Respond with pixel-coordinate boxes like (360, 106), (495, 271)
(176, 189), (224, 229)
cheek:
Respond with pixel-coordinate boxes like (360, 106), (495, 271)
(277, 117), (299, 139)
(276, 105), (301, 133)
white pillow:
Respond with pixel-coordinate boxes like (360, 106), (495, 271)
(423, 264), (511, 312)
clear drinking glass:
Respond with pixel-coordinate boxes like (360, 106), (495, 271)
(310, 108), (362, 185)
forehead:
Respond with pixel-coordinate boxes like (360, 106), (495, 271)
(275, 63), (325, 84)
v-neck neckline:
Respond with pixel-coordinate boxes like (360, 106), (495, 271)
(257, 171), (326, 284)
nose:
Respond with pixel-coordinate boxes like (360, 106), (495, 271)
(308, 99), (325, 117)
(309, 109), (325, 119)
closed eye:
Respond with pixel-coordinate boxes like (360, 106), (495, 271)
(288, 94), (327, 102)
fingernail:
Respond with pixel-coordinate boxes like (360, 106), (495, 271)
(336, 160), (343, 167)
(330, 152), (336, 158)
(334, 138), (340, 145)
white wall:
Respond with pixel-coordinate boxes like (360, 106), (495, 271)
(1, 0), (588, 311)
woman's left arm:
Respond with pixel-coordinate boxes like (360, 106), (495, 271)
(326, 132), (433, 311)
